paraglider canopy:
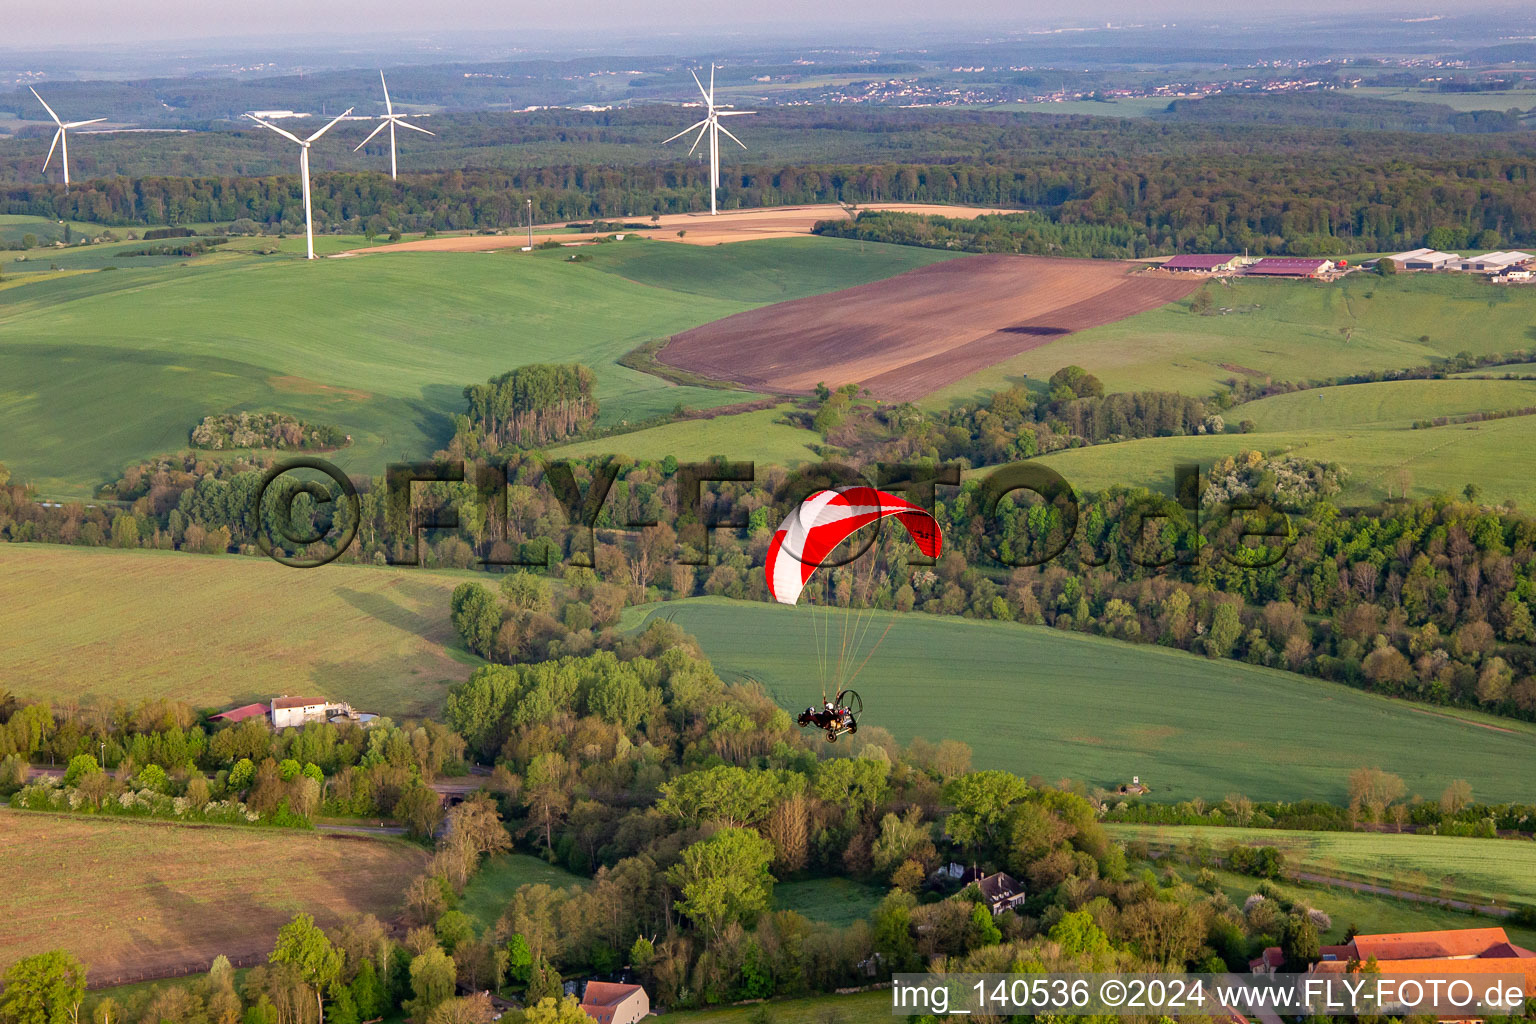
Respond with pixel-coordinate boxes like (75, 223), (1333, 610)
(765, 486), (942, 606)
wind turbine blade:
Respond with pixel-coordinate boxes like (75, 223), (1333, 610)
(245, 114), (305, 145)
(305, 107), (354, 143)
(396, 118), (434, 136)
(43, 129), (61, 172)
(380, 70), (393, 115)
(30, 88), (63, 126)
(718, 123), (748, 150)
(662, 119), (708, 144)
(64, 118), (107, 128)
(686, 121), (709, 156)
(719, 110), (755, 116)
(353, 119), (390, 150)
(690, 68), (711, 106)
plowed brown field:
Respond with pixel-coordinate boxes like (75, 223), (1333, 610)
(342, 203), (1010, 254)
(656, 253), (1199, 401)
(0, 810), (426, 984)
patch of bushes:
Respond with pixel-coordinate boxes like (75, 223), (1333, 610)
(190, 411), (350, 451)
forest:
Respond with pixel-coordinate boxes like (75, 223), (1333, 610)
(6, 115), (1536, 254)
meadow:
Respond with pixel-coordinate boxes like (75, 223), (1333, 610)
(652, 991), (889, 1024)
(1030, 412), (1536, 508)
(1109, 824), (1536, 910)
(0, 544), (480, 713)
(772, 878), (886, 927)
(930, 273), (1536, 403)
(458, 853), (590, 930)
(1172, 865), (1536, 950)
(0, 235), (955, 496)
(641, 599), (1536, 805)
(0, 809), (426, 983)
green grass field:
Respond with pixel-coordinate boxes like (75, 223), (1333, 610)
(932, 273), (1536, 404)
(653, 991), (889, 1024)
(1350, 86), (1536, 113)
(1111, 824), (1536, 910)
(640, 599), (1536, 805)
(1168, 864), (1536, 950)
(0, 236), (957, 497)
(458, 853), (590, 930)
(1029, 412), (1536, 507)
(1229, 379), (1536, 431)
(0, 543), (480, 713)
(773, 878), (886, 927)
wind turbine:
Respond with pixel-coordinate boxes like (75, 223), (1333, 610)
(244, 108), (353, 260)
(31, 88), (105, 190)
(354, 71), (434, 180)
(662, 64), (753, 216)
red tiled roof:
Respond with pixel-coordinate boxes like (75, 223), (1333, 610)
(579, 982), (645, 1024)
(210, 703), (268, 723)
(271, 696), (328, 710)
(1313, 957), (1536, 996)
(1163, 254), (1238, 269)
(1250, 947), (1285, 970)
(1351, 928), (1514, 961)
(580, 982), (643, 1007)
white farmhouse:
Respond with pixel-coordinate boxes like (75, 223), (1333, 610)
(270, 696), (332, 730)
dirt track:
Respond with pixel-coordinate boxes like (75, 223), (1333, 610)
(341, 203), (1011, 254)
(656, 253), (1200, 401)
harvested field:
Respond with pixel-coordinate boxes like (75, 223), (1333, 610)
(345, 203), (1009, 254)
(656, 254), (1198, 401)
(0, 810), (427, 985)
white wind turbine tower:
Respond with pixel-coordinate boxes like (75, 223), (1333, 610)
(662, 64), (753, 216)
(244, 108), (353, 260)
(31, 88), (105, 190)
(354, 71), (434, 180)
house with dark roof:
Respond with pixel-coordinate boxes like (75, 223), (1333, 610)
(975, 871), (1026, 915)
(578, 981), (649, 1024)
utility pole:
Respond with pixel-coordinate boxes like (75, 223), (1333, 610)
(527, 198), (533, 248)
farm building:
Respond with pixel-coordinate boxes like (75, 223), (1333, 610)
(1388, 247), (1461, 271)
(1454, 250), (1532, 273)
(1245, 257), (1333, 278)
(1161, 254), (1241, 273)
(577, 982), (650, 1024)
(1311, 927), (1536, 999)
(210, 697), (370, 729)
(271, 696), (335, 729)
(209, 702), (269, 725)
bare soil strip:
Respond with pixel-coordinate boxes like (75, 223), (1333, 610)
(340, 203), (1011, 254)
(656, 254), (1199, 401)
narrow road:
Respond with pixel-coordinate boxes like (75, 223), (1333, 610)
(1135, 841), (1513, 918)
(1292, 870), (1511, 918)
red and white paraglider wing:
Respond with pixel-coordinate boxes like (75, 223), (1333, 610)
(765, 486), (942, 606)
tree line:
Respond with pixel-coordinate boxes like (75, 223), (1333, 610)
(7, 113), (1536, 252)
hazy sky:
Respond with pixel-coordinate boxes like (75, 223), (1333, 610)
(8, 0), (1470, 48)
